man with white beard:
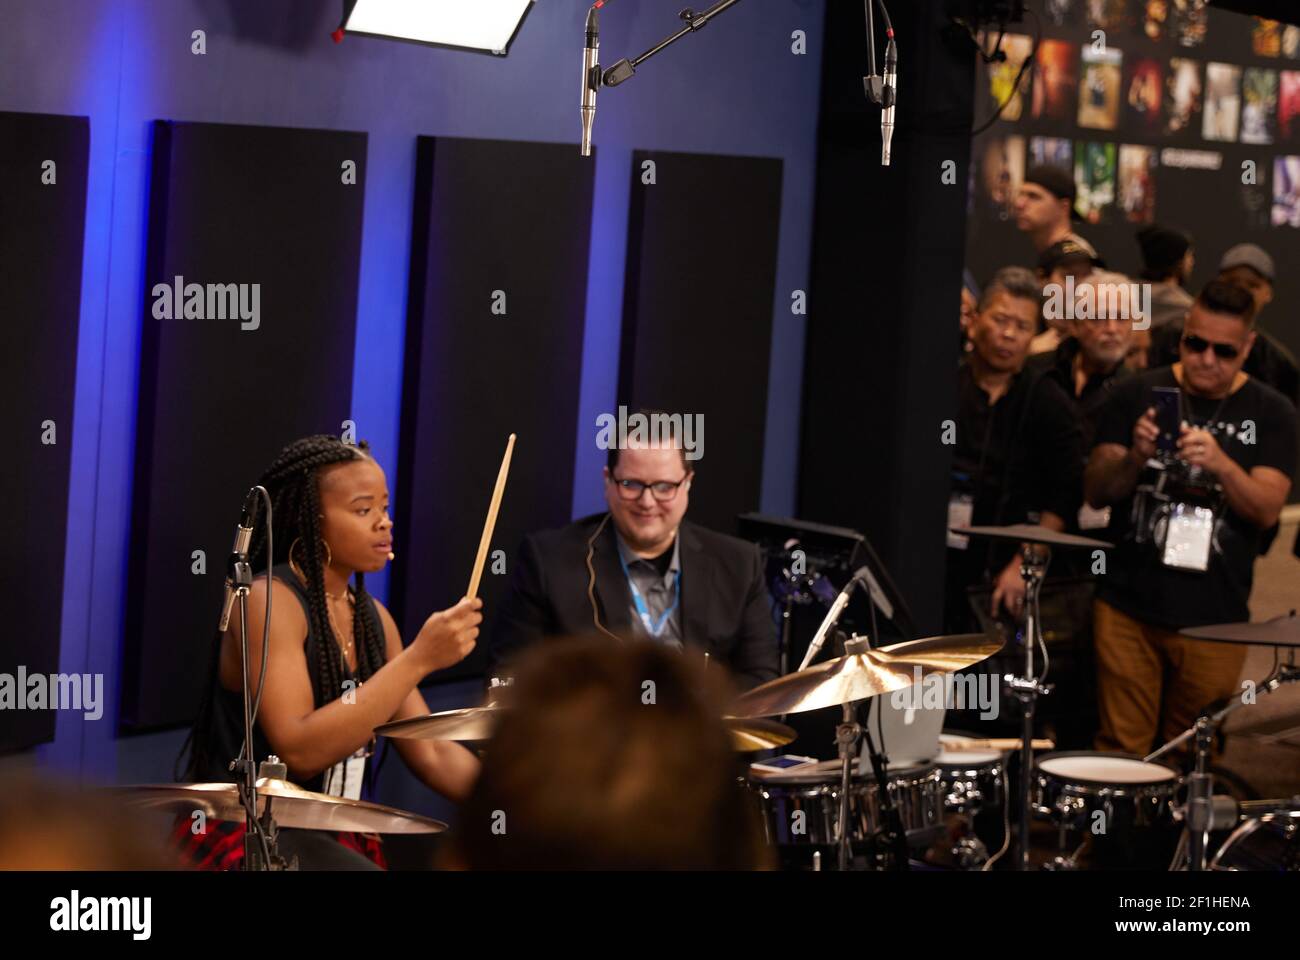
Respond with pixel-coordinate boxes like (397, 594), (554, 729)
(1027, 271), (1138, 536)
(1028, 271), (1137, 452)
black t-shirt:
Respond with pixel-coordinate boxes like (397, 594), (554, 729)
(1025, 337), (1130, 455)
(1093, 367), (1298, 628)
(947, 363), (1084, 600)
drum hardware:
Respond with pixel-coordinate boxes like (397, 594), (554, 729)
(1151, 630), (1299, 871)
(1042, 836), (1091, 872)
(1210, 805), (1300, 871)
(950, 523), (1112, 871)
(732, 630), (1001, 870)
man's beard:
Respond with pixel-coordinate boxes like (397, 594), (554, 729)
(1084, 344), (1127, 370)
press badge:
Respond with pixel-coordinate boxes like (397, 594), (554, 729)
(948, 494), (974, 550)
(322, 747), (367, 801)
(1161, 503), (1214, 572)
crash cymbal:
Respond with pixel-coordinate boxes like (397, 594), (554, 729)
(1181, 613), (1300, 648)
(725, 716), (797, 751)
(375, 705), (502, 741)
(113, 779), (446, 834)
(729, 633), (1003, 719)
(950, 523), (1112, 550)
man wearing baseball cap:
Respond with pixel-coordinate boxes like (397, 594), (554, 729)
(1152, 243), (1298, 405)
(1014, 164), (1099, 258)
(1136, 224), (1195, 330)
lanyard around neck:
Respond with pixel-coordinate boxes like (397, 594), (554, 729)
(617, 548), (681, 638)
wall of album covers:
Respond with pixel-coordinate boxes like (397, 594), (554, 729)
(965, 0), (1300, 372)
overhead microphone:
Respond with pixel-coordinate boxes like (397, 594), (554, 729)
(218, 487), (259, 633)
(881, 35), (897, 166)
(799, 566), (871, 671)
(862, 1), (897, 166)
(580, 6), (600, 157)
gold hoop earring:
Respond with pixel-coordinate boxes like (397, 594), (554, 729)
(288, 536), (333, 582)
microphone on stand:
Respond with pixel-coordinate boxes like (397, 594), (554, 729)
(218, 488), (258, 633)
(880, 36), (897, 166)
(799, 566), (869, 671)
(580, 7), (600, 156)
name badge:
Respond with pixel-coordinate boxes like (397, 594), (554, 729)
(323, 747), (367, 801)
(1161, 503), (1214, 572)
(948, 494), (974, 550)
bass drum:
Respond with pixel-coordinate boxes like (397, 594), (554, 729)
(1211, 809), (1300, 872)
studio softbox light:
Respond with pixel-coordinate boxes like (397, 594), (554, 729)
(342, 0), (535, 56)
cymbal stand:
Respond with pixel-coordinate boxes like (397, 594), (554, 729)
(1003, 542), (1053, 870)
(1150, 662), (1300, 871)
(834, 636), (910, 872)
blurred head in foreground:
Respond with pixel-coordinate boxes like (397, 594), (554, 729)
(0, 773), (173, 870)
(450, 637), (771, 870)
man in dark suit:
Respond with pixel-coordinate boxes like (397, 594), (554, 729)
(489, 434), (778, 690)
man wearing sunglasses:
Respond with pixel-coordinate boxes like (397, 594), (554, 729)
(1083, 281), (1297, 756)
(488, 418), (778, 690)
(1149, 243), (1299, 406)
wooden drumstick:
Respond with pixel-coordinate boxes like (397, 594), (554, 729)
(467, 433), (516, 599)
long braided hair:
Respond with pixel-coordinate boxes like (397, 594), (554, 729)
(178, 435), (390, 780)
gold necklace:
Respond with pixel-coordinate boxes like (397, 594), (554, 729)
(324, 591), (355, 665)
(292, 567), (356, 666)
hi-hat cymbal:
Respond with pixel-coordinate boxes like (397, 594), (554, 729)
(729, 633), (1003, 719)
(725, 716), (797, 751)
(375, 705), (501, 741)
(1181, 613), (1300, 648)
(113, 779), (446, 834)
(950, 523), (1112, 550)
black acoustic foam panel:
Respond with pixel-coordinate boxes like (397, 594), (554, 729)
(0, 112), (89, 753)
(123, 120), (366, 731)
(393, 137), (594, 683)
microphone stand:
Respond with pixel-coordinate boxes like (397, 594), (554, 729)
(222, 487), (291, 870)
(221, 512), (267, 870)
(601, 0), (747, 88)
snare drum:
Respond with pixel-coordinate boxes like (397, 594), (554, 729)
(934, 750), (1005, 815)
(748, 761), (943, 847)
(1211, 808), (1300, 872)
(1034, 752), (1179, 831)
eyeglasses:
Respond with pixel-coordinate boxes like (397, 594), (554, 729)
(611, 474), (689, 502)
(1181, 334), (1240, 360)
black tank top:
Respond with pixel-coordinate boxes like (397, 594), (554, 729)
(194, 564), (376, 794)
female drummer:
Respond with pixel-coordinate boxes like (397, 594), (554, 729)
(176, 435), (482, 869)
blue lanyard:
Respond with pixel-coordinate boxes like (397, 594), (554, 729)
(617, 549), (681, 638)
